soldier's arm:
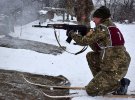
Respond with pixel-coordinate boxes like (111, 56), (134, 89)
(71, 29), (106, 46)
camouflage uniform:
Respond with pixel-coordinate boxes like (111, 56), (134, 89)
(71, 19), (131, 96)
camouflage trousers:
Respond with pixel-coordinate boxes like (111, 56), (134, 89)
(85, 48), (131, 96)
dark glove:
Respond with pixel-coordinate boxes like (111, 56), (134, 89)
(67, 30), (75, 37)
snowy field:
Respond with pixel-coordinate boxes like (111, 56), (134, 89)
(0, 16), (135, 100)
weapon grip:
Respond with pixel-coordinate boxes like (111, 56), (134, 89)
(66, 29), (73, 43)
(66, 37), (72, 43)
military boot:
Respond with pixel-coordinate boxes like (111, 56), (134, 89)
(113, 78), (130, 95)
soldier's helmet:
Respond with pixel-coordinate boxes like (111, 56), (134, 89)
(93, 6), (111, 19)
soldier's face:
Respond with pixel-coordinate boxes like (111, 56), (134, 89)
(92, 17), (102, 25)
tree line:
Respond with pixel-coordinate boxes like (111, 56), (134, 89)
(0, 0), (134, 25)
(38, 0), (135, 23)
(96, 0), (135, 23)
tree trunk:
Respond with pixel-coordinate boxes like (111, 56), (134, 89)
(66, 0), (74, 21)
(75, 0), (94, 26)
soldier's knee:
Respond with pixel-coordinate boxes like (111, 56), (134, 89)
(85, 83), (119, 96)
(85, 86), (99, 96)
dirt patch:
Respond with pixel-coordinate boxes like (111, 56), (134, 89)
(0, 69), (71, 100)
(0, 36), (66, 55)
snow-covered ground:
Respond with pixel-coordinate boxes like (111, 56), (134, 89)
(0, 16), (135, 100)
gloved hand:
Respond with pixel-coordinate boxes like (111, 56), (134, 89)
(67, 30), (75, 37)
(86, 29), (94, 36)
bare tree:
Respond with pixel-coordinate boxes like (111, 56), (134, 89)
(114, 0), (135, 23)
(94, 0), (135, 23)
(65, 0), (75, 21)
(104, 0), (107, 6)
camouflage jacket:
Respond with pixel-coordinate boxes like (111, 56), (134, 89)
(71, 19), (124, 52)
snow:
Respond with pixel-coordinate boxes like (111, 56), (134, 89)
(0, 16), (135, 100)
(39, 10), (48, 15)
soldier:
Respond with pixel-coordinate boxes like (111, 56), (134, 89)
(68, 6), (131, 96)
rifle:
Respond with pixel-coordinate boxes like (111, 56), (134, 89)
(32, 24), (90, 43)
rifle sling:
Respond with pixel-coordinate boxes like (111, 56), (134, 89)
(54, 29), (87, 55)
